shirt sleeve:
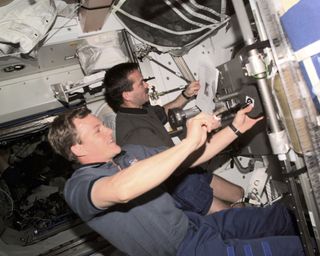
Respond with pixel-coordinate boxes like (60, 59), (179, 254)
(63, 167), (115, 222)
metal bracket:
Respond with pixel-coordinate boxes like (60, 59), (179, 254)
(50, 72), (105, 103)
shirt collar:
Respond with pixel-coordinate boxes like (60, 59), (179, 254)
(118, 107), (147, 114)
(77, 150), (127, 169)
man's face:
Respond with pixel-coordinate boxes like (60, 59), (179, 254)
(73, 114), (121, 162)
(126, 69), (150, 107)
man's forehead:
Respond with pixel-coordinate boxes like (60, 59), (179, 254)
(74, 114), (100, 129)
(129, 69), (143, 82)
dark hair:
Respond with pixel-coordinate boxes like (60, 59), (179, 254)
(103, 62), (139, 112)
(48, 107), (91, 162)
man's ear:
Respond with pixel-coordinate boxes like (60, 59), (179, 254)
(71, 143), (86, 157)
(122, 91), (131, 101)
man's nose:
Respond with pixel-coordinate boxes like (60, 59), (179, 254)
(143, 82), (149, 88)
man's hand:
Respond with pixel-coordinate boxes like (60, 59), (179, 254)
(231, 104), (264, 134)
(164, 81), (201, 114)
(183, 81), (200, 98)
(184, 113), (219, 150)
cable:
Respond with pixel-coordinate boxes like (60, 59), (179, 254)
(0, 187), (14, 217)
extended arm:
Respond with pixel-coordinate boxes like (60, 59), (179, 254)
(186, 104), (263, 167)
(163, 81), (200, 115)
(91, 112), (216, 209)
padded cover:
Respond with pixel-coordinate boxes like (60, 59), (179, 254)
(0, 0), (57, 56)
(113, 0), (230, 53)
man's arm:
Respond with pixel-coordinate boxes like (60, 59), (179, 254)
(91, 112), (216, 209)
(184, 104), (263, 168)
(163, 81), (200, 115)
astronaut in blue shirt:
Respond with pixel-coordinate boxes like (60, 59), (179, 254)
(48, 106), (304, 256)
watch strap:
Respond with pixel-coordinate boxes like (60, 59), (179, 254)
(229, 123), (242, 136)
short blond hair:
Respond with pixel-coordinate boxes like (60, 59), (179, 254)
(48, 107), (91, 161)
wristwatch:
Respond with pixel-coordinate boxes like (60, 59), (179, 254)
(181, 90), (192, 100)
(229, 123), (242, 136)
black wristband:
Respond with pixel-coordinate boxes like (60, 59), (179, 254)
(181, 90), (192, 100)
(229, 123), (242, 136)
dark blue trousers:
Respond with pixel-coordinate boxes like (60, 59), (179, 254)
(177, 204), (305, 256)
(171, 171), (213, 215)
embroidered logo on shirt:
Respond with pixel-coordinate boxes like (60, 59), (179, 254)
(129, 158), (138, 166)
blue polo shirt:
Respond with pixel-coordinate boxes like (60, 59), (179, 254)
(64, 144), (189, 256)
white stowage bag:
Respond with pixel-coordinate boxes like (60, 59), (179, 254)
(0, 0), (57, 56)
(77, 31), (129, 75)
